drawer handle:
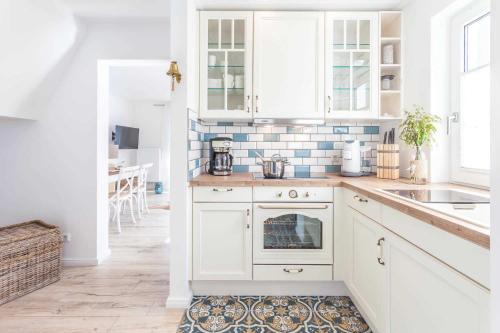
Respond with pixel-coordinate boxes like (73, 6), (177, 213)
(377, 237), (385, 266)
(213, 188), (233, 192)
(353, 195), (368, 203)
(283, 268), (304, 274)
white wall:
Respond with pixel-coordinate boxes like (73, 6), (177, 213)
(167, 0), (197, 308)
(402, 0), (479, 182)
(108, 97), (170, 184)
(0, 0), (79, 119)
(0, 19), (169, 265)
(490, 0), (500, 330)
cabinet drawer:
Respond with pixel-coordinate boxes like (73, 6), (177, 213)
(253, 265), (332, 281)
(193, 186), (252, 202)
(344, 188), (382, 223)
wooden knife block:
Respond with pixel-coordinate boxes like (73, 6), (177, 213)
(377, 144), (400, 180)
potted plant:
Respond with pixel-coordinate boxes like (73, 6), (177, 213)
(399, 105), (440, 184)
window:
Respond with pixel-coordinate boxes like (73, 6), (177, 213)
(451, 3), (490, 187)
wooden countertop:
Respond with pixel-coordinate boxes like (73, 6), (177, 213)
(189, 173), (490, 249)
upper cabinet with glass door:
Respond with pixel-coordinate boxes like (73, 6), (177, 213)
(199, 12), (253, 120)
(325, 13), (379, 119)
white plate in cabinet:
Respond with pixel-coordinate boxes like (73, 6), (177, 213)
(199, 11), (254, 120)
(253, 265), (332, 281)
(193, 203), (252, 280)
(253, 12), (324, 119)
(325, 12), (379, 119)
(344, 188), (382, 223)
(253, 187), (333, 202)
(386, 230), (490, 333)
(193, 186), (252, 202)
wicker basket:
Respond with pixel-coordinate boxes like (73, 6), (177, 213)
(0, 220), (63, 305)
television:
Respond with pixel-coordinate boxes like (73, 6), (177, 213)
(114, 125), (139, 149)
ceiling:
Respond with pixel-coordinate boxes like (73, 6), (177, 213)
(61, 0), (409, 19)
(60, 0), (170, 19)
(110, 64), (171, 102)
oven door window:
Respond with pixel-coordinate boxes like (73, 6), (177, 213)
(263, 214), (322, 250)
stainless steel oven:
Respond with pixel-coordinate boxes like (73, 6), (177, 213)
(253, 187), (333, 265)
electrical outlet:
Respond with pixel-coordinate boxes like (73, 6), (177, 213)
(63, 233), (71, 242)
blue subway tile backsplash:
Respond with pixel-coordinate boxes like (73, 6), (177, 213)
(187, 118), (380, 178)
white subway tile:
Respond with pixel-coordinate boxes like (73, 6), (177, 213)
(233, 157), (241, 165)
(318, 127), (334, 134)
(189, 160), (196, 170)
(264, 149), (280, 157)
(302, 158), (318, 165)
(311, 166), (326, 173)
(356, 134), (372, 141)
(318, 158), (333, 165)
(232, 149), (248, 157)
(249, 165), (262, 173)
(248, 134), (264, 141)
(240, 126), (256, 133)
(334, 142), (344, 150)
(210, 126), (226, 133)
(188, 131), (198, 141)
(225, 126), (241, 133)
(302, 142), (317, 149)
(371, 134), (380, 141)
(241, 142), (257, 149)
(349, 126), (364, 134)
(271, 126), (287, 133)
(257, 127), (272, 133)
(324, 150), (336, 158)
(302, 126), (318, 134)
(280, 134), (295, 141)
(325, 134), (341, 141)
(288, 158), (303, 165)
(279, 150), (294, 157)
(311, 150), (326, 157)
(294, 134), (310, 141)
(232, 142), (241, 149)
(240, 158), (256, 165)
(288, 142), (303, 149)
(341, 134), (355, 141)
(257, 142), (273, 149)
(271, 142), (287, 149)
(340, 120), (357, 126)
(311, 134), (326, 141)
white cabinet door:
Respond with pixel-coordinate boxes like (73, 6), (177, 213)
(193, 203), (252, 280)
(387, 231), (490, 333)
(199, 11), (253, 120)
(253, 12), (324, 119)
(325, 12), (379, 119)
(348, 208), (387, 333)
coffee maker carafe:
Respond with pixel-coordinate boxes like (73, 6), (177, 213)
(207, 137), (233, 176)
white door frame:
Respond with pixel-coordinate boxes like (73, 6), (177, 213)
(96, 59), (171, 262)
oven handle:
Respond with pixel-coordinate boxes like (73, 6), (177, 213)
(256, 204), (329, 210)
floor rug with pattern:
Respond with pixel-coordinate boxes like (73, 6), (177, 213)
(176, 296), (371, 333)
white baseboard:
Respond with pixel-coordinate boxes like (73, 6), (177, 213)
(191, 281), (348, 296)
(166, 294), (193, 308)
(62, 258), (100, 267)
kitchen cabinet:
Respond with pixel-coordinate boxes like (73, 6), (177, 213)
(339, 189), (490, 333)
(325, 12), (379, 119)
(386, 231), (490, 333)
(199, 11), (253, 120)
(253, 12), (324, 119)
(192, 202), (252, 280)
(348, 208), (387, 333)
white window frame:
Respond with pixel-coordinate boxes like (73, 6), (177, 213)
(450, 1), (490, 187)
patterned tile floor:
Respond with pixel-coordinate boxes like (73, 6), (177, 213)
(177, 296), (371, 333)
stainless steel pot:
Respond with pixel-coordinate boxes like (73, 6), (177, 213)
(257, 154), (289, 179)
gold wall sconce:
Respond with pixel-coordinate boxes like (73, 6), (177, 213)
(166, 61), (182, 91)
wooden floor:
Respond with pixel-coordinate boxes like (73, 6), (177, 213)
(0, 193), (185, 333)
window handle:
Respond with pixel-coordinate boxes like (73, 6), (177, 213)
(447, 112), (459, 135)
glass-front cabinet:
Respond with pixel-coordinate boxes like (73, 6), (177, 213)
(200, 12), (253, 120)
(325, 13), (379, 119)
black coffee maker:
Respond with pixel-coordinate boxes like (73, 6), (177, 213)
(206, 137), (233, 176)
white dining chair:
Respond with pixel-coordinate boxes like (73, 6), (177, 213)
(109, 165), (140, 233)
(136, 163), (154, 216)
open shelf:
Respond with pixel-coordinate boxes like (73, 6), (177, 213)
(379, 11), (403, 119)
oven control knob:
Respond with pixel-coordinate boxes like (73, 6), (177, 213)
(305, 192), (310, 198)
(277, 192), (283, 198)
(289, 190), (298, 199)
